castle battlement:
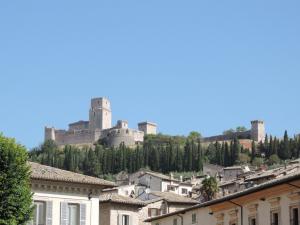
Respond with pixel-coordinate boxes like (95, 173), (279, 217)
(44, 97), (157, 147)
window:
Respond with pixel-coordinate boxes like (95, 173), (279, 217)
(290, 206), (299, 225)
(271, 211), (280, 225)
(155, 223), (160, 225)
(148, 208), (160, 217)
(33, 202), (46, 225)
(68, 204), (79, 225)
(173, 218), (177, 225)
(122, 215), (129, 225)
(167, 185), (175, 191)
(249, 217), (256, 225)
(61, 203), (85, 225)
(192, 213), (197, 224)
(181, 188), (188, 194)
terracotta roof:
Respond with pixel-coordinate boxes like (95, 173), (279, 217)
(150, 191), (199, 204)
(29, 162), (115, 188)
(244, 165), (300, 182)
(145, 170), (300, 222)
(99, 193), (146, 206)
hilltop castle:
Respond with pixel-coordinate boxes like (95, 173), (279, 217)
(45, 97), (157, 147)
(202, 120), (266, 149)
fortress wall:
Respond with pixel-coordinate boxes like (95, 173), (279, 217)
(202, 139), (253, 150)
(68, 121), (89, 131)
(54, 129), (96, 146)
(202, 130), (251, 142)
(133, 130), (144, 142)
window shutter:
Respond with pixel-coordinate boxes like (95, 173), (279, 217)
(46, 201), (53, 225)
(117, 214), (121, 225)
(148, 208), (151, 217)
(157, 209), (161, 216)
(80, 204), (86, 225)
(60, 202), (69, 225)
(129, 215), (132, 225)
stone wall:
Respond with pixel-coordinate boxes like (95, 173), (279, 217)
(202, 130), (251, 142)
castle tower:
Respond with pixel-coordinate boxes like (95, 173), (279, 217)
(251, 120), (265, 142)
(138, 121), (157, 135)
(45, 127), (56, 141)
(89, 97), (112, 130)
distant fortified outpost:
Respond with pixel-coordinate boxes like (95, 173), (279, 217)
(202, 120), (265, 149)
(45, 97), (157, 147)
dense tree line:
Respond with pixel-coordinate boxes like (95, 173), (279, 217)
(29, 133), (205, 178)
(29, 131), (300, 178)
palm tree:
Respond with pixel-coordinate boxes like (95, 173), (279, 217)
(200, 176), (219, 202)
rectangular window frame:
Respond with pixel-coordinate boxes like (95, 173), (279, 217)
(122, 214), (130, 225)
(270, 208), (281, 225)
(290, 204), (300, 225)
(192, 213), (197, 224)
(68, 203), (80, 225)
(181, 188), (188, 195)
(248, 216), (257, 225)
(33, 201), (46, 225)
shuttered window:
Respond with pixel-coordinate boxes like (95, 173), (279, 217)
(60, 202), (86, 225)
(118, 214), (131, 225)
(33, 201), (46, 225)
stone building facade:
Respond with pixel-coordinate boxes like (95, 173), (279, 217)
(45, 97), (157, 148)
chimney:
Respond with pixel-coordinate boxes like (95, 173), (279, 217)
(180, 175), (183, 182)
(170, 173), (174, 180)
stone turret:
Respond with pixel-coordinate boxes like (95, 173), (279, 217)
(251, 120), (265, 142)
(89, 97), (112, 131)
(138, 121), (157, 135)
(45, 127), (56, 141)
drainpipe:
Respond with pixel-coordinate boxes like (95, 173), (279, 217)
(287, 183), (300, 189)
(177, 214), (184, 225)
(228, 200), (243, 225)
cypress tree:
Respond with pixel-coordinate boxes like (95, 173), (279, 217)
(224, 142), (231, 167)
(251, 140), (256, 163)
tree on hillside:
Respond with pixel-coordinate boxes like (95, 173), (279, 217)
(223, 129), (235, 136)
(236, 126), (247, 132)
(251, 140), (256, 163)
(200, 176), (219, 202)
(187, 131), (202, 140)
(0, 134), (33, 225)
(231, 138), (240, 164)
(279, 130), (291, 160)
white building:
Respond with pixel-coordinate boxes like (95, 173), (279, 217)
(137, 171), (193, 196)
(29, 162), (115, 225)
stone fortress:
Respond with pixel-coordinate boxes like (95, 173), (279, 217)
(202, 120), (266, 149)
(45, 97), (157, 148)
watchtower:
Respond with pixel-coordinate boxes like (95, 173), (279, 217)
(89, 97), (112, 130)
(138, 121), (157, 135)
(251, 120), (265, 142)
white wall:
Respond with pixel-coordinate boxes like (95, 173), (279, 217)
(33, 191), (99, 225)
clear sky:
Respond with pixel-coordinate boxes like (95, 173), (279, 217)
(0, 1), (299, 149)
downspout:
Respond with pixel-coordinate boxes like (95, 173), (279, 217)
(177, 214), (184, 225)
(228, 200), (243, 225)
(287, 183), (300, 189)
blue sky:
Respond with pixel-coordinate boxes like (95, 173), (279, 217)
(0, 1), (299, 149)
